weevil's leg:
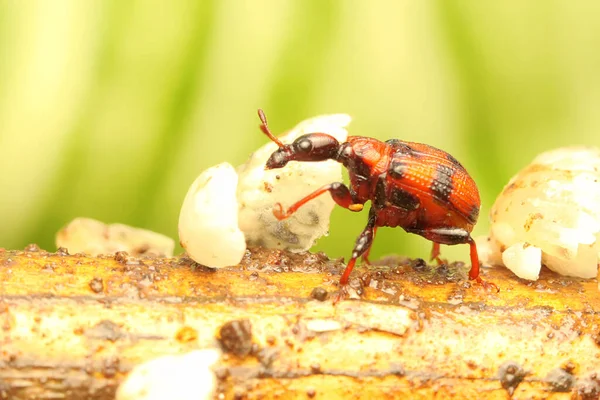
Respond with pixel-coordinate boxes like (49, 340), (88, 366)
(466, 236), (481, 280)
(467, 237), (498, 291)
(273, 182), (363, 220)
(361, 227), (377, 265)
(408, 227), (499, 292)
(339, 211), (377, 285)
(429, 242), (446, 265)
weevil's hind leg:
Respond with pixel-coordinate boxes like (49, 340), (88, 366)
(272, 182), (364, 220)
(361, 227), (377, 265)
(430, 242), (446, 265)
(467, 237), (498, 291)
(334, 211), (377, 303)
(409, 227), (499, 292)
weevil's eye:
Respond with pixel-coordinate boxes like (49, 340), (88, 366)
(296, 138), (313, 152)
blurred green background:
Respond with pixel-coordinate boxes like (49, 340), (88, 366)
(1, 1), (599, 264)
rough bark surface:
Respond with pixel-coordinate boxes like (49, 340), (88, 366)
(1, 246), (600, 399)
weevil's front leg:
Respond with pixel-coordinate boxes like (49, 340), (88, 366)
(272, 182), (363, 220)
(339, 210), (377, 285)
(333, 210), (377, 303)
(361, 227), (377, 265)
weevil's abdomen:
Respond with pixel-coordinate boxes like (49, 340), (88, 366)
(385, 140), (481, 229)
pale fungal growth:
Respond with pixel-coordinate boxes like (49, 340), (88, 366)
(115, 348), (221, 400)
(56, 217), (175, 257)
(336, 302), (412, 336)
(478, 146), (600, 281)
(236, 114), (351, 250)
(474, 236), (504, 269)
(178, 113), (351, 268)
(500, 242), (543, 281)
(178, 163), (246, 268)
(305, 319), (343, 333)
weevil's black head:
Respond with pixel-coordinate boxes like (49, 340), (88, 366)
(265, 133), (341, 170)
(265, 147), (291, 169)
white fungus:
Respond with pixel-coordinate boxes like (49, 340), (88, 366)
(305, 319), (343, 333)
(56, 217), (175, 257)
(115, 349), (221, 400)
(478, 146), (600, 281)
(178, 113), (351, 268)
(500, 242), (543, 281)
(236, 113), (351, 250)
(178, 163), (246, 268)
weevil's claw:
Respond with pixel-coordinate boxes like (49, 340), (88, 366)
(272, 203), (288, 220)
(332, 279), (364, 304)
(475, 277), (500, 293)
(332, 284), (358, 303)
(332, 287), (347, 304)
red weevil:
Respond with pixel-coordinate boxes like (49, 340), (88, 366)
(257, 109), (498, 293)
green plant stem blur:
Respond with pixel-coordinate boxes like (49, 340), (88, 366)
(1, 1), (599, 263)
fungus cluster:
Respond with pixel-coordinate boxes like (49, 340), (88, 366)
(178, 113), (351, 268)
(477, 147), (600, 281)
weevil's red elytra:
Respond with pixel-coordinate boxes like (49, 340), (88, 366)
(257, 109), (498, 294)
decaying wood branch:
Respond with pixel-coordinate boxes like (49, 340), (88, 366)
(1, 246), (600, 399)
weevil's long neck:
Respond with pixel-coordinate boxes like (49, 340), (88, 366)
(335, 141), (354, 167)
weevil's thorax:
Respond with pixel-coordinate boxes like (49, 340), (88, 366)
(336, 136), (392, 203)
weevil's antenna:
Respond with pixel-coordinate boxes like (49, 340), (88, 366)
(258, 109), (284, 148)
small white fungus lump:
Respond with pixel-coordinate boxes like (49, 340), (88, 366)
(56, 218), (175, 257)
(179, 113), (351, 268)
(178, 163), (246, 268)
(115, 348), (221, 400)
(477, 146), (600, 281)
